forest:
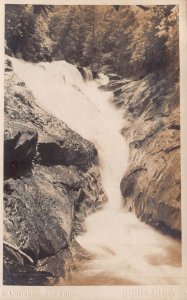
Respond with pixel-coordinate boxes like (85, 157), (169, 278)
(5, 4), (179, 78)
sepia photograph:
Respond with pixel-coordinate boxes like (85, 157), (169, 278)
(2, 0), (186, 295)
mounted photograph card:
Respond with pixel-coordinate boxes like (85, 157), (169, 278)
(0, 0), (187, 299)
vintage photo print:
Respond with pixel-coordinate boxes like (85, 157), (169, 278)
(1, 0), (187, 299)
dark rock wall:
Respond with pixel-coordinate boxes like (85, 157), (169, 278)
(109, 72), (181, 238)
(3, 58), (106, 285)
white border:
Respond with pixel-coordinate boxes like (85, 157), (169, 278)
(0, 1), (187, 299)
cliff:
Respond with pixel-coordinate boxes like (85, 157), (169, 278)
(3, 58), (106, 285)
(107, 71), (181, 238)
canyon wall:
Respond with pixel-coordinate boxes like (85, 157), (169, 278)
(107, 71), (180, 238)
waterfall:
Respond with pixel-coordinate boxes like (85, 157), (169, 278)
(83, 67), (93, 81)
(10, 57), (181, 285)
(76, 66), (93, 81)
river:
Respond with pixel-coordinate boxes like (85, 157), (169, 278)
(10, 57), (181, 285)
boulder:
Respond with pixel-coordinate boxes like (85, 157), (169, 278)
(37, 136), (97, 169)
(4, 122), (38, 177)
(4, 175), (69, 262)
(107, 73), (122, 80)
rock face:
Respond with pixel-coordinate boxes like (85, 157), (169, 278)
(3, 58), (106, 285)
(4, 123), (38, 178)
(109, 72), (181, 238)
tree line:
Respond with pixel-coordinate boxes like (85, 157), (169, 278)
(5, 4), (179, 78)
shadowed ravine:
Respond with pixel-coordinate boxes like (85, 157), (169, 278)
(11, 58), (181, 285)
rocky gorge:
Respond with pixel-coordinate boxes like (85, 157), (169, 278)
(3, 52), (181, 285)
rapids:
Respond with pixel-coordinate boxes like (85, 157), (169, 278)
(10, 57), (181, 285)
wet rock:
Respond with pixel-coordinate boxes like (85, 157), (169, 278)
(37, 248), (73, 279)
(92, 70), (99, 80)
(4, 175), (69, 261)
(108, 73), (122, 80)
(110, 73), (181, 238)
(37, 136), (97, 169)
(4, 122), (38, 178)
(3, 243), (54, 285)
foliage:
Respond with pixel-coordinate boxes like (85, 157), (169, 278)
(129, 6), (179, 76)
(5, 5), (35, 56)
(5, 5), (179, 78)
(49, 5), (179, 77)
(5, 4), (53, 62)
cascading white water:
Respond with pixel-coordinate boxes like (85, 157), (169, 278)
(10, 57), (181, 285)
(83, 67), (93, 81)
